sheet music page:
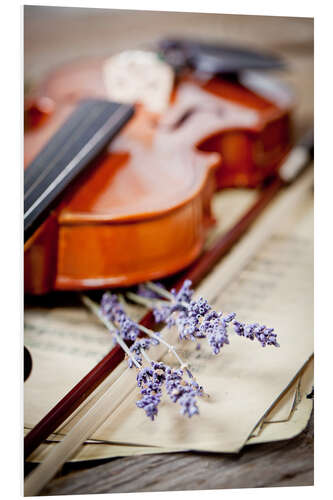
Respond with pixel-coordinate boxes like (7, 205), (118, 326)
(24, 188), (257, 428)
(248, 357), (314, 445)
(25, 358), (313, 462)
(24, 187), (313, 453)
(24, 305), (115, 426)
(85, 191), (313, 452)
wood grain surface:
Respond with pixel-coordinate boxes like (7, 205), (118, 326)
(24, 7), (314, 494)
(34, 412), (313, 495)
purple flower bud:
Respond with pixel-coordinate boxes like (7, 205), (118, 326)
(100, 293), (122, 322)
(233, 320), (279, 348)
(100, 282), (279, 422)
(100, 293), (140, 342)
(173, 280), (194, 304)
(137, 367), (154, 387)
(224, 312), (236, 322)
(128, 354), (142, 369)
(136, 393), (161, 420)
(165, 367), (203, 417)
(179, 392), (199, 418)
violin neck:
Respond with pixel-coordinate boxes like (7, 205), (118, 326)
(24, 99), (134, 242)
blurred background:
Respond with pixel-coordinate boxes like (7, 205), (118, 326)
(24, 6), (313, 133)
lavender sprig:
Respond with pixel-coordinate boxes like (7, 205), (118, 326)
(233, 321), (280, 348)
(101, 292), (140, 342)
(143, 281), (279, 355)
(99, 292), (204, 420)
(165, 366), (203, 417)
(83, 280), (279, 424)
(81, 295), (141, 369)
(129, 338), (152, 368)
(136, 361), (203, 420)
(145, 281), (235, 354)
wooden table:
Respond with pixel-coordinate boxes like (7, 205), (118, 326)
(28, 412), (312, 495)
(24, 7), (314, 494)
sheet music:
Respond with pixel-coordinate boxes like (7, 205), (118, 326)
(24, 187), (258, 427)
(24, 306), (114, 426)
(78, 191), (313, 452)
(24, 187), (313, 454)
(25, 359), (313, 462)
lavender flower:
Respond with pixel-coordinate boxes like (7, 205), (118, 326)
(127, 338), (151, 367)
(171, 279), (194, 304)
(148, 279), (279, 356)
(179, 392), (199, 418)
(135, 362), (169, 420)
(135, 360), (204, 420)
(136, 393), (161, 421)
(151, 361), (168, 385)
(153, 302), (178, 327)
(127, 354), (142, 369)
(131, 338), (151, 354)
(165, 367), (203, 417)
(137, 366), (154, 387)
(95, 279), (280, 423)
(100, 293), (139, 342)
(165, 368), (183, 401)
(101, 293), (121, 321)
(233, 321), (279, 348)
(151, 283), (236, 354)
(175, 297), (212, 340)
(201, 311), (235, 354)
(152, 280), (194, 326)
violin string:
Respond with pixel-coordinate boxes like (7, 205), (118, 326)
(24, 102), (105, 199)
(24, 101), (129, 201)
(24, 102), (133, 238)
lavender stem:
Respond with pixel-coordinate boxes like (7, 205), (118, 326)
(137, 323), (188, 369)
(125, 291), (166, 308)
(140, 348), (152, 365)
(145, 281), (175, 300)
(81, 295), (141, 369)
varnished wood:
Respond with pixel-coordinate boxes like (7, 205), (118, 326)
(24, 53), (292, 294)
(24, 99), (134, 241)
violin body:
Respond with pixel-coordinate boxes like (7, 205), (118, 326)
(24, 55), (293, 294)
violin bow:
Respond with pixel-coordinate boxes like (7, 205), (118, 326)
(24, 128), (313, 462)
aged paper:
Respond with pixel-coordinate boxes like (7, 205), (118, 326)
(24, 188), (257, 429)
(248, 357), (313, 444)
(25, 358), (313, 462)
(264, 378), (299, 423)
(24, 306), (118, 427)
(71, 189), (313, 452)
(24, 184), (313, 455)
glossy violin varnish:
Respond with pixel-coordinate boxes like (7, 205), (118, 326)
(24, 99), (134, 242)
(52, 132), (217, 290)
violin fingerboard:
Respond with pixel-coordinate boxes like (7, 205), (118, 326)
(24, 99), (134, 242)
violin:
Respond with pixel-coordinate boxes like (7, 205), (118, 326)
(24, 40), (294, 295)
